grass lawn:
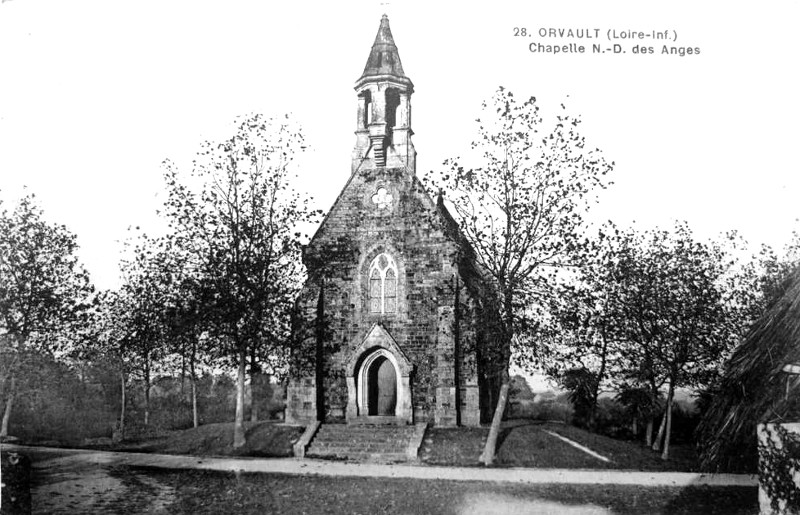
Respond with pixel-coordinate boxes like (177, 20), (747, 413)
(62, 417), (698, 472)
(547, 422), (698, 471)
(122, 466), (758, 514)
(421, 420), (699, 471)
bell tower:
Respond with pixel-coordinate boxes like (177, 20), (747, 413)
(352, 15), (416, 174)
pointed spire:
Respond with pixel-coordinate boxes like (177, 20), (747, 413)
(358, 15), (412, 88)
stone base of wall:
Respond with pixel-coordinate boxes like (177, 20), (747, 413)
(328, 407), (346, 420)
(288, 378), (482, 427)
(434, 387), (457, 426)
(285, 379), (316, 425)
(461, 385), (480, 427)
(433, 385), (480, 427)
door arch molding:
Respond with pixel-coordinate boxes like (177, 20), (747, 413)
(345, 324), (413, 423)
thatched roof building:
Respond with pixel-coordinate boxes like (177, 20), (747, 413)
(698, 266), (800, 473)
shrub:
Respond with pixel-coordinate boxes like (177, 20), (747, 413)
(670, 400), (700, 444)
(530, 399), (573, 423)
(8, 352), (117, 444)
(508, 399), (537, 419)
(593, 397), (634, 440)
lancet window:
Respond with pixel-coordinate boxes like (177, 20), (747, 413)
(369, 253), (398, 314)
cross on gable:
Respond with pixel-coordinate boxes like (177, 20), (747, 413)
(372, 187), (393, 210)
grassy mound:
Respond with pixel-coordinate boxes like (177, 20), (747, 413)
(419, 426), (488, 466)
(117, 421), (304, 458)
(497, 421), (698, 471)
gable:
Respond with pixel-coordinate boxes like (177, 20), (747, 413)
(305, 167), (453, 263)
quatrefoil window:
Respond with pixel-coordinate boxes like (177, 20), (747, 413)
(371, 188), (393, 210)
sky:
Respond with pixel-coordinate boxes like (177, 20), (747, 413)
(1, 0), (799, 293)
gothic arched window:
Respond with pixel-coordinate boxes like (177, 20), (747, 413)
(363, 90), (373, 127)
(369, 253), (397, 314)
(386, 88), (400, 132)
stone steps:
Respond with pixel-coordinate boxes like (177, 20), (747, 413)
(306, 423), (423, 463)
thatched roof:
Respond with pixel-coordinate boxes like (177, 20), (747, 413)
(698, 265), (800, 473)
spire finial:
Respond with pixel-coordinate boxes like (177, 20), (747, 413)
(357, 14), (411, 86)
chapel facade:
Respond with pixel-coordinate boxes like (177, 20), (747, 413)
(285, 16), (501, 427)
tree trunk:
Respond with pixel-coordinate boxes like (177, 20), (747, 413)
(250, 373), (260, 422)
(589, 330), (609, 431)
(1, 375), (17, 438)
(233, 347), (247, 448)
(250, 346), (259, 423)
(645, 418), (653, 447)
(480, 375), (509, 466)
(652, 406), (667, 452)
(144, 356), (151, 426)
(481, 289), (513, 466)
(191, 375), (198, 429)
(661, 382), (675, 460)
(588, 390), (598, 430)
(190, 344), (198, 429)
(180, 353), (186, 395)
(117, 371), (126, 443)
(632, 417), (638, 437)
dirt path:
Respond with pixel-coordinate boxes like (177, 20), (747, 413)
(2, 444), (758, 514)
(5, 443), (756, 487)
(19, 447), (175, 514)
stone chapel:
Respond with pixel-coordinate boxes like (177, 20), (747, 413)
(285, 15), (502, 428)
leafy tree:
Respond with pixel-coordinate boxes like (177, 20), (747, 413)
(161, 268), (209, 429)
(593, 222), (742, 459)
(509, 374), (535, 401)
(559, 367), (602, 429)
(539, 241), (623, 430)
(615, 386), (662, 441)
(0, 193), (94, 438)
(730, 227), (800, 333)
(427, 87), (613, 464)
(115, 234), (176, 427)
(162, 113), (317, 447)
(84, 289), (132, 440)
(131, 233), (216, 430)
(80, 239), (171, 440)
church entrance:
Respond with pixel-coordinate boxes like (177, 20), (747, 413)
(367, 355), (397, 415)
(357, 348), (399, 418)
(346, 325), (412, 424)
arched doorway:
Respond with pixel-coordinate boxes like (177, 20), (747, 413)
(367, 355), (397, 415)
(346, 324), (412, 424)
(357, 348), (400, 417)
